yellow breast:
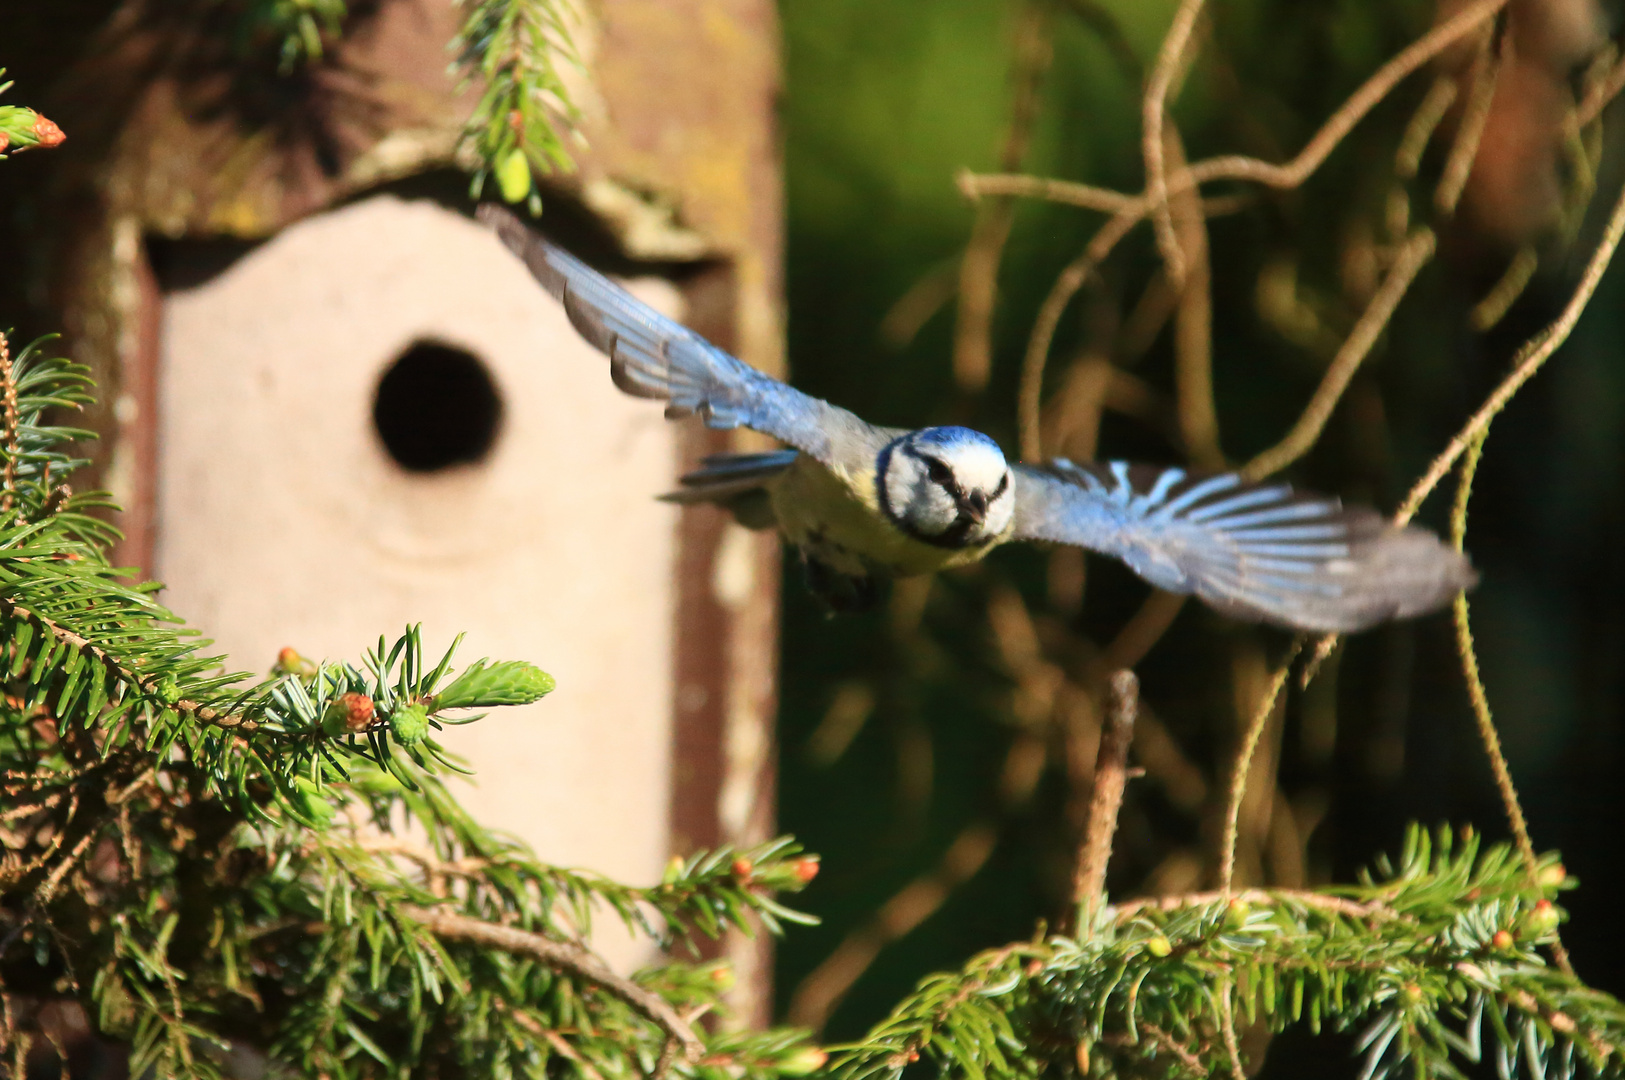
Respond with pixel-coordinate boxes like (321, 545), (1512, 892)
(769, 456), (1002, 577)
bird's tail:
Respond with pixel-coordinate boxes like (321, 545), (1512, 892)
(658, 449), (798, 530)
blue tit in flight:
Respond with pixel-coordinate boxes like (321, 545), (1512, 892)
(481, 206), (1475, 632)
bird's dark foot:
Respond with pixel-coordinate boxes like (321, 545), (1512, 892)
(802, 556), (884, 615)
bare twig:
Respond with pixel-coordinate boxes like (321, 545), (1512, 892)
(1167, 129), (1223, 469)
(962, 171), (1252, 217)
(1396, 75), (1460, 179)
(879, 263), (959, 350)
(1468, 246), (1539, 331)
(1397, 174), (1625, 525)
(0, 596), (257, 733)
(1218, 973), (1246, 1080)
(1575, 49), (1625, 127)
(1142, 0), (1207, 285)
(1055, 0), (1143, 86)
(960, 171), (1138, 213)
(1242, 229), (1436, 480)
(1070, 671), (1139, 929)
(1218, 640), (1302, 898)
(405, 905), (704, 1072)
(953, 1), (1055, 395)
(0, 333), (18, 514)
(1018, 206), (1145, 462)
(1434, 23), (1504, 216)
(1448, 441), (1576, 977)
(1101, 592), (1188, 674)
(1113, 885), (1397, 922)
(1186, 0), (1509, 192)
(1448, 437), (1534, 869)
(1138, 1021), (1206, 1074)
(786, 823), (999, 1031)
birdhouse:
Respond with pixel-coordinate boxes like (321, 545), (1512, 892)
(45, 0), (783, 1007)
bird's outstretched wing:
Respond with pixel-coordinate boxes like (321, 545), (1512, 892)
(481, 206), (859, 463)
(1011, 460), (1476, 632)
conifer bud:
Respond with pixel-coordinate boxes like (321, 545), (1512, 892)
(1537, 863), (1567, 889)
(778, 1046), (827, 1075)
(1146, 934), (1172, 957)
(732, 856), (754, 881)
(1491, 929), (1515, 951)
(33, 116), (64, 148)
(496, 146), (532, 203)
(390, 702), (430, 745)
(793, 857), (820, 883)
(154, 676), (181, 706)
(1224, 898), (1251, 929)
(274, 647), (313, 676)
(0, 108), (65, 154)
(322, 693), (375, 736)
(1523, 900), (1561, 937)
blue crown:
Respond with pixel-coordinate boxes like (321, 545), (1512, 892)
(913, 426), (1004, 455)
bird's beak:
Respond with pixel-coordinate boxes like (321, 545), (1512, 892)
(962, 491), (988, 524)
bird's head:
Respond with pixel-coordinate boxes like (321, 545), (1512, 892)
(878, 426), (1015, 548)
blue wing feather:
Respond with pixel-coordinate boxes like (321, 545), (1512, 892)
(1011, 460), (1477, 632)
(481, 205), (869, 464)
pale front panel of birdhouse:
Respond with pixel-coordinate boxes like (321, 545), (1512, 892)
(156, 195), (680, 966)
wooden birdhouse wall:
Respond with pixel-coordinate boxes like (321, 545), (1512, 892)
(155, 195), (684, 967)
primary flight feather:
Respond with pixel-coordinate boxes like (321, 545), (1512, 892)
(481, 206), (1475, 632)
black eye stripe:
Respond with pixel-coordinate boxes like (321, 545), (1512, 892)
(992, 473), (1009, 499)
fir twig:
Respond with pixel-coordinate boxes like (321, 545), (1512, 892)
(1070, 670), (1137, 928)
(0, 332), (18, 512)
(402, 905), (706, 1068)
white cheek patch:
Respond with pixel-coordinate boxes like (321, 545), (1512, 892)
(984, 483), (1016, 535)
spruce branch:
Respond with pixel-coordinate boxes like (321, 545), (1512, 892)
(403, 905), (707, 1069)
(453, 0), (582, 210)
(832, 827), (1606, 1080)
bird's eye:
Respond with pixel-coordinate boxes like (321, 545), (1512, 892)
(992, 473), (1010, 499)
(925, 458), (954, 486)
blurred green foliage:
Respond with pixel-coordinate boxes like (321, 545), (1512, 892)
(774, 0), (1625, 1052)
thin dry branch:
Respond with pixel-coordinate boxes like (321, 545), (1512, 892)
(1242, 229), (1436, 480)
(1576, 49), (1625, 127)
(1167, 130), (1223, 468)
(1069, 670), (1139, 929)
(0, 596), (257, 733)
(786, 822), (1000, 1032)
(960, 171), (1138, 213)
(1397, 75), (1460, 179)
(1186, 0), (1509, 192)
(1142, 0), (1207, 284)
(1434, 23), (1504, 216)
(0, 334), (18, 513)
(1018, 206), (1145, 462)
(1218, 973), (1246, 1080)
(1112, 885), (1396, 923)
(1218, 640), (1302, 898)
(404, 905), (704, 1071)
(953, 1), (1055, 395)
(1469, 246), (1539, 331)
(1396, 173), (1625, 525)
(1448, 437), (1538, 873)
